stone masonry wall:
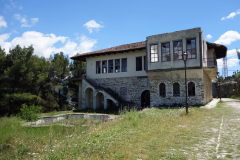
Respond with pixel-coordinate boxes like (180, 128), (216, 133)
(147, 71), (204, 107)
(94, 77), (150, 107)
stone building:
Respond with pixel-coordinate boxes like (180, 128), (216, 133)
(70, 27), (227, 109)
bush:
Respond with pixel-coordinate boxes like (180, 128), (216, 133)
(17, 104), (42, 122)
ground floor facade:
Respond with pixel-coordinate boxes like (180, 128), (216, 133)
(78, 69), (213, 109)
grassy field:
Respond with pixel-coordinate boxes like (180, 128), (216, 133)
(0, 102), (237, 159)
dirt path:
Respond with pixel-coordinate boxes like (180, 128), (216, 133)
(187, 98), (240, 159)
(216, 98), (240, 159)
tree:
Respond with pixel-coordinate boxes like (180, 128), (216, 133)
(49, 52), (70, 111)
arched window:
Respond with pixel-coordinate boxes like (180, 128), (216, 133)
(188, 82), (195, 96)
(159, 83), (166, 97)
(173, 82), (180, 97)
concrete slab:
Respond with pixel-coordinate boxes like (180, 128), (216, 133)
(201, 98), (220, 109)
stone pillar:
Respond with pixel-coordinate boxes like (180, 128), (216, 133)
(78, 80), (82, 109)
(93, 90), (96, 110)
(104, 97), (107, 110)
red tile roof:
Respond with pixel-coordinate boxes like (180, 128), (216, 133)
(71, 41), (146, 60)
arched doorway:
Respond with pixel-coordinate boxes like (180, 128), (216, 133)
(96, 92), (104, 110)
(141, 90), (150, 108)
(85, 88), (93, 109)
(107, 99), (117, 112)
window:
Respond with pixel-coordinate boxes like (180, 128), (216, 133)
(150, 44), (158, 62)
(96, 61), (101, 74)
(136, 57), (142, 71)
(121, 58), (127, 72)
(102, 61), (107, 73)
(108, 60), (113, 73)
(188, 82), (195, 96)
(187, 39), (196, 59)
(144, 56), (147, 70)
(173, 41), (183, 60)
(159, 83), (166, 97)
(115, 59), (120, 73)
(173, 83), (180, 97)
(161, 43), (170, 62)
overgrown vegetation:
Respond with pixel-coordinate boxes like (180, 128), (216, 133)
(17, 104), (42, 121)
(0, 45), (86, 116)
(0, 102), (236, 159)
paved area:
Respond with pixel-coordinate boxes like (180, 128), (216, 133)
(201, 98), (220, 109)
(217, 98), (240, 159)
(197, 98), (240, 159)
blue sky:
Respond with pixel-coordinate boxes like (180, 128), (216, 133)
(0, 0), (240, 77)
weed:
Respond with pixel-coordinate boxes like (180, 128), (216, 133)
(17, 104), (42, 122)
(17, 143), (30, 156)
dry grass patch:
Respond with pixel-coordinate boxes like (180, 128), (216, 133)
(1, 102), (237, 159)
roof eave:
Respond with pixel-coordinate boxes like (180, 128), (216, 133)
(70, 47), (146, 61)
(206, 42), (227, 59)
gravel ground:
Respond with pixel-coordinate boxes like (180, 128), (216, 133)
(196, 98), (240, 159)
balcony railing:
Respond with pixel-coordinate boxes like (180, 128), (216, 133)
(203, 58), (217, 68)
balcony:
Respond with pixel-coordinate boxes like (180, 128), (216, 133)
(203, 58), (218, 80)
(203, 58), (217, 68)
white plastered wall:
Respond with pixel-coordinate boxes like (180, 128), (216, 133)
(147, 28), (203, 70)
(86, 50), (147, 79)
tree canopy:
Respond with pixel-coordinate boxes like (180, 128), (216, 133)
(0, 45), (83, 116)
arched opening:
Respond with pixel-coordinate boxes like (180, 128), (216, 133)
(159, 83), (166, 97)
(96, 92), (104, 110)
(173, 82), (180, 97)
(107, 99), (117, 111)
(85, 88), (93, 109)
(141, 90), (150, 109)
(188, 82), (195, 96)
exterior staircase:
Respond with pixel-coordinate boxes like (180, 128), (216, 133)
(84, 77), (132, 107)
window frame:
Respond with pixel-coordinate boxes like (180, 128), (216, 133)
(96, 61), (101, 74)
(159, 83), (166, 97)
(121, 58), (127, 72)
(144, 56), (147, 70)
(186, 38), (196, 59)
(173, 40), (183, 61)
(173, 82), (180, 97)
(150, 44), (159, 63)
(108, 60), (113, 73)
(136, 56), (142, 71)
(188, 82), (195, 96)
(102, 60), (107, 74)
(161, 42), (171, 62)
(115, 59), (120, 73)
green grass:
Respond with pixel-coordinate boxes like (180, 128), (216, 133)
(228, 94), (240, 100)
(41, 110), (74, 117)
(0, 102), (236, 159)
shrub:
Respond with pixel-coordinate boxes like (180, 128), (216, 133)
(17, 104), (42, 122)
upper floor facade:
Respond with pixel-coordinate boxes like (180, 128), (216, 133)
(71, 28), (227, 80)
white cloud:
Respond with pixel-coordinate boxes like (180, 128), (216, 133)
(217, 58), (239, 69)
(0, 33), (11, 50)
(0, 15), (7, 29)
(214, 31), (240, 45)
(76, 35), (97, 54)
(13, 14), (21, 20)
(206, 34), (212, 39)
(221, 9), (240, 20)
(31, 18), (39, 25)
(13, 14), (39, 27)
(227, 49), (237, 58)
(83, 20), (104, 33)
(0, 31), (97, 58)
